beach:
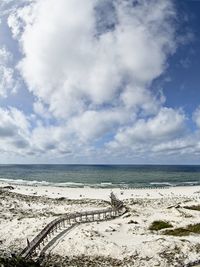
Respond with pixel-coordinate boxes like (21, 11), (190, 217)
(1, 182), (200, 266)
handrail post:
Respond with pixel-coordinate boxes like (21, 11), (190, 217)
(20, 194), (125, 259)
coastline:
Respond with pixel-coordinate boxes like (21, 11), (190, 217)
(1, 181), (200, 200)
(1, 182), (200, 266)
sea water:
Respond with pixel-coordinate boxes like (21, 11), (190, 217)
(0, 164), (200, 188)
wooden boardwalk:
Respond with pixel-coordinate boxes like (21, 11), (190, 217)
(20, 193), (125, 259)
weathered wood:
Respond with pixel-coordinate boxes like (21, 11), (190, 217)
(20, 193), (125, 259)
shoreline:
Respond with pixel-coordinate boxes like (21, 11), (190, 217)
(0, 177), (199, 189)
(1, 181), (200, 200)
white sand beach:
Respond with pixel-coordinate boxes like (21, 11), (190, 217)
(1, 182), (200, 266)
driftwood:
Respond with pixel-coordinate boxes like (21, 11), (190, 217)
(0, 186), (15, 190)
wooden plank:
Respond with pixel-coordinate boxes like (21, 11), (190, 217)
(21, 194), (125, 259)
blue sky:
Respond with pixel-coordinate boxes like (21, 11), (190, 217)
(0, 0), (200, 164)
(163, 1), (200, 116)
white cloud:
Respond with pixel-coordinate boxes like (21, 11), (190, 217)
(193, 106), (200, 128)
(0, 107), (30, 152)
(0, 107), (75, 158)
(33, 101), (51, 119)
(70, 108), (130, 142)
(0, 47), (18, 97)
(108, 107), (186, 150)
(1, 0), (198, 163)
(9, 0), (176, 120)
(120, 85), (162, 115)
(151, 138), (195, 154)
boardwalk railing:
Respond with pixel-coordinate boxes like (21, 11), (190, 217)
(20, 193), (125, 259)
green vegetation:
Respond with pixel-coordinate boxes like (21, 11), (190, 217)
(149, 220), (173, 231)
(187, 223), (200, 233)
(164, 223), (200, 236)
(184, 205), (200, 211)
(0, 256), (40, 267)
(163, 228), (190, 236)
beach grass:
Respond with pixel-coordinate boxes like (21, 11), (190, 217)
(149, 220), (173, 231)
(184, 205), (200, 211)
(0, 256), (40, 267)
(163, 223), (200, 236)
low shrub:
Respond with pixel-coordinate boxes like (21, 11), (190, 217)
(163, 223), (200, 236)
(0, 256), (40, 267)
(149, 220), (173, 231)
(184, 205), (200, 211)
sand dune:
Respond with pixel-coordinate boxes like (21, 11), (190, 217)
(1, 182), (200, 266)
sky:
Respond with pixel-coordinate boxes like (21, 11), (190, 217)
(0, 0), (200, 164)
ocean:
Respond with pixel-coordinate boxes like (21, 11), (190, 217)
(0, 164), (200, 188)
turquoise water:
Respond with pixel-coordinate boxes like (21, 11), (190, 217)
(0, 164), (200, 188)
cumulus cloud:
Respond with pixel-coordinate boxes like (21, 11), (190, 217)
(0, 47), (18, 97)
(0, 107), (30, 153)
(33, 101), (51, 119)
(193, 107), (200, 128)
(0, 0), (197, 163)
(0, 106), (75, 159)
(9, 0), (175, 119)
(108, 108), (186, 150)
(70, 108), (130, 142)
(152, 138), (195, 154)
